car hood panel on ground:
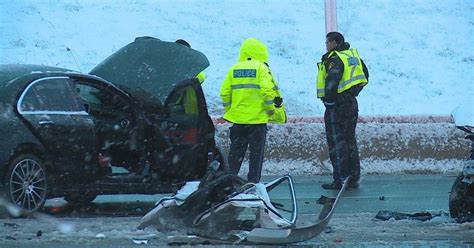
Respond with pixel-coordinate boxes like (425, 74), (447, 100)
(90, 37), (209, 102)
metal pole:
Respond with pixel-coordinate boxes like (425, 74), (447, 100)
(325, 0), (337, 34)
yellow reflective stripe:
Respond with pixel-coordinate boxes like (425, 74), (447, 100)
(317, 89), (325, 95)
(338, 75), (367, 90)
(350, 61), (357, 77)
(231, 84), (261, 89)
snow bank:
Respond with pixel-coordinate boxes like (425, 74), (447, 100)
(215, 117), (470, 175)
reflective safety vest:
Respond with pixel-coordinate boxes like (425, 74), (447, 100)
(183, 86), (198, 115)
(316, 48), (368, 98)
(181, 71), (205, 115)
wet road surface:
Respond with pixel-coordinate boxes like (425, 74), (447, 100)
(1, 174), (473, 247)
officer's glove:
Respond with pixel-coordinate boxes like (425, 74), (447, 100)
(274, 97), (283, 108)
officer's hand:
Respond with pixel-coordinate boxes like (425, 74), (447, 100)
(274, 97), (283, 108)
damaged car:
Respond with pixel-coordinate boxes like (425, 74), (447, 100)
(0, 37), (226, 213)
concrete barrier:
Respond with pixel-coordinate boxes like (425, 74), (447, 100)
(213, 116), (470, 175)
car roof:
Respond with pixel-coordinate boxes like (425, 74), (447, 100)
(0, 64), (133, 107)
(0, 64), (78, 103)
(0, 64), (73, 84)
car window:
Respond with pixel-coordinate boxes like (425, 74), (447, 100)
(76, 83), (131, 119)
(20, 77), (82, 112)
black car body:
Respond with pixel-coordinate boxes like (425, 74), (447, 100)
(0, 37), (223, 213)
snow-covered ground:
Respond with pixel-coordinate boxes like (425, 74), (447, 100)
(214, 121), (470, 175)
(1, 0), (473, 116)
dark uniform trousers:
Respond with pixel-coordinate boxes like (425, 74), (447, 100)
(324, 93), (360, 183)
(228, 123), (267, 183)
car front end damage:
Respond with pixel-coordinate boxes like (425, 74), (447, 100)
(138, 174), (348, 245)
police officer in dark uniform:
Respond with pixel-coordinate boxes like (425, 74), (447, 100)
(316, 32), (369, 189)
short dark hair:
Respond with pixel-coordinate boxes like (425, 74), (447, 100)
(326, 32), (344, 46)
(175, 39), (191, 48)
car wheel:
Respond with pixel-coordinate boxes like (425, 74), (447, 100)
(64, 191), (97, 204)
(5, 154), (47, 213)
(449, 173), (474, 221)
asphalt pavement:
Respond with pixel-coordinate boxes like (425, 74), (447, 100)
(2, 174), (472, 247)
(43, 174), (457, 216)
(293, 174), (456, 214)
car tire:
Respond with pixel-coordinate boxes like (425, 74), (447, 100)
(5, 154), (48, 213)
(64, 191), (97, 204)
(449, 173), (474, 221)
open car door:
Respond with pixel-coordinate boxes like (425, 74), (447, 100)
(89, 36), (212, 182)
(157, 78), (215, 182)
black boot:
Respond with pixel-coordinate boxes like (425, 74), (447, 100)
(321, 180), (342, 190)
(347, 176), (360, 189)
(347, 180), (360, 189)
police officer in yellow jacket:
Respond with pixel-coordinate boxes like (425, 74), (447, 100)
(220, 37), (286, 183)
(317, 32), (369, 190)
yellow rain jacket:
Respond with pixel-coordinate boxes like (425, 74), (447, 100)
(266, 65), (287, 124)
(220, 38), (278, 124)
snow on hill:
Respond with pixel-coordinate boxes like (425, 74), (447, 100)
(1, 0), (473, 116)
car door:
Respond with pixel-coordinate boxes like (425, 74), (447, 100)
(74, 80), (141, 172)
(158, 80), (209, 182)
(17, 76), (97, 179)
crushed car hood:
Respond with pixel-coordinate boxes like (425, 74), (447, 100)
(90, 37), (209, 101)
